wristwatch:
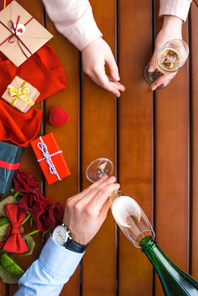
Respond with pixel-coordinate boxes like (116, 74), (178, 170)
(52, 224), (88, 253)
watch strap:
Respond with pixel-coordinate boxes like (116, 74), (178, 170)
(63, 238), (88, 253)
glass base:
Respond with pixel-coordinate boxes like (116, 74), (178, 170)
(144, 63), (164, 85)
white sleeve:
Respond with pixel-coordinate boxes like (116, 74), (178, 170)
(42, 0), (103, 51)
(159, 0), (192, 22)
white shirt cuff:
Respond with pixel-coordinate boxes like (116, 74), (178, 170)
(159, 0), (192, 22)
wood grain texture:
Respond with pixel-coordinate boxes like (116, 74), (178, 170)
(1, 0), (198, 295)
(154, 1), (190, 295)
(190, 1), (198, 281)
(118, 0), (154, 295)
(81, 0), (118, 295)
(44, 6), (81, 296)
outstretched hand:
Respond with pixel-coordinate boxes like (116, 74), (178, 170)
(63, 175), (120, 245)
(148, 16), (183, 91)
(82, 37), (125, 97)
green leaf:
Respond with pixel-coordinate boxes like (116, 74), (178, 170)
(0, 196), (18, 217)
(19, 235), (35, 257)
(0, 267), (23, 284)
(0, 223), (10, 242)
(0, 217), (10, 227)
(1, 253), (24, 275)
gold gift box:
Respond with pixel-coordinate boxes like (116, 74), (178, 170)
(2, 76), (40, 113)
(0, 1), (53, 67)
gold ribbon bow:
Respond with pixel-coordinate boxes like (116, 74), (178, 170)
(7, 81), (34, 107)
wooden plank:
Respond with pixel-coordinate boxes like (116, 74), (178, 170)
(81, 0), (117, 295)
(118, 0), (153, 295)
(44, 9), (81, 296)
(154, 2), (190, 294)
(190, 2), (198, 280)
(0, 273), (6, 296)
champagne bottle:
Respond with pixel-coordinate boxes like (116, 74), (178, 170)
(140, 236), (198, 296)
(86, 158), (198, 295)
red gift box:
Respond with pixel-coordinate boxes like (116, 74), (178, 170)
(31, 133), (70, 185)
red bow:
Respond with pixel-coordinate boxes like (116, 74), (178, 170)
(3, 204), (28, 253)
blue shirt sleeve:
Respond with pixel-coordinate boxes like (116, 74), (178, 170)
(14, 236), (84, 296)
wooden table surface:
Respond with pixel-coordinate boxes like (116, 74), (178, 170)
(1, 0), (198, 295)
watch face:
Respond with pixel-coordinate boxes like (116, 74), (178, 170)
(53, 225), (69, 245)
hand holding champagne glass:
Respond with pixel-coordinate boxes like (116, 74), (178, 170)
(86, 158), (155, 246)
(144, 39), (189, 87)
(86, 157), (198, 295)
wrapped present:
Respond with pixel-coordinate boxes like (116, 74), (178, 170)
(0, 1), (53, 67)
(2, 76), (40, 113)
(31, 133), (71, 185)
(0, 141), (23, 193)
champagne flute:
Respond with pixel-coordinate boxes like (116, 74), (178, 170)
(144, 39), (189, 86)
(86, 157), (155, 247)
(86, 158), (198, 295)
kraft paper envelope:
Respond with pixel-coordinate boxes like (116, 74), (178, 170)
(0, 1), (53, 67)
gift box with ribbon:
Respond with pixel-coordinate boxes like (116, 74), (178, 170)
(0, 1), (53, 67)
(31, 133), (71, 185)
(0, 141), (23, 193)
(2, 76), (40, 113)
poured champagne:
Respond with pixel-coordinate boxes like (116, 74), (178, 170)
(144, 39), (189, 86)
(156, 47), (183, 74)
(110, 192), (154, 247)
(110, 188), (198, 296)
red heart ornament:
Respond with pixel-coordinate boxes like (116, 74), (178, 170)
(17, 28), (23, 33)
(49, 107), (70, 126)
